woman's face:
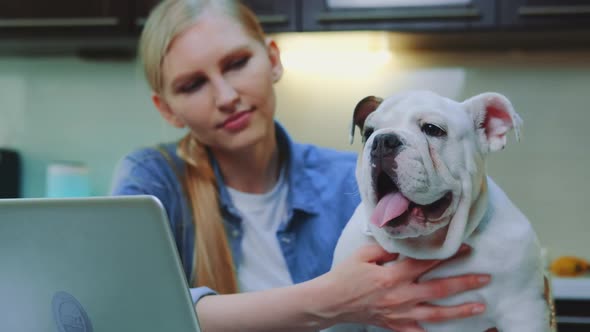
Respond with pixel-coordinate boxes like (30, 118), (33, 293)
(154, 10), (283, 151)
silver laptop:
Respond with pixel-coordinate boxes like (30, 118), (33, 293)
(0, 195), (201, 332)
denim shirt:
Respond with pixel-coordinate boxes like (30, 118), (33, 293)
(110, 123), (360, 302)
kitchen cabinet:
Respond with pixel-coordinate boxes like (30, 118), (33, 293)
(552, 277), (590, 332)
(0, 0), (128, 38)
(555, 299), (590, 332)
(133, 0), (161, 31)
(2, 0), (590, 54)
(133, 0), (299, 33)
(500, 0), (590, 29)
(241, 0), (299, 33)
(300, 0), (496, 32)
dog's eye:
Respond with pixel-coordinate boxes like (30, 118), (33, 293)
(362, 127), (374, 142)
(421, 123), (447, 137)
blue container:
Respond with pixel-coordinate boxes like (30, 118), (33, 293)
(46, 162), (91, 198)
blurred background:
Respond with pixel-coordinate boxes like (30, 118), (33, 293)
(1, 1), (590, 327)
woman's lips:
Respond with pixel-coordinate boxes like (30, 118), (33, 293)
(219, 110), (253, 132)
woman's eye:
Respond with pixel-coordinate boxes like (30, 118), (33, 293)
(362, 128), (374, 142)
(421, 123), (447, 137)
(179, 77), (206, 93)
(225, 56), (250, 71)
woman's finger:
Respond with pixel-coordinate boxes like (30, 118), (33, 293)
(405, 302), (486, 323)
(409, 274), (491, 303)
(353, 243), (400, 264)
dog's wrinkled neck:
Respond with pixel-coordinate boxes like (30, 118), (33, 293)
(464, 176), (490, 238)
(400, 222), (451, 252)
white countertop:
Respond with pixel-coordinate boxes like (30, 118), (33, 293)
(552, 276), (590, 300)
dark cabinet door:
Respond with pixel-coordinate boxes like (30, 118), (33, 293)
(555, 299), (590, 332)
(0, 0), (128, 37)
(133, 0), (298, 34)
(133, 0), (161, 32)
(241, 0), (299, 33)
(301, 0), (496, 32)
(500, 0), (590, 29)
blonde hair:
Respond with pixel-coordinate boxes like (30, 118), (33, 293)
(139, 0), (266, 294)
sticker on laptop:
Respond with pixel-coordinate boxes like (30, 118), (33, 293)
(52, 291), (93, 332)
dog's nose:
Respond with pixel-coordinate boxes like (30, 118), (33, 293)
(371, 133), (403, 156)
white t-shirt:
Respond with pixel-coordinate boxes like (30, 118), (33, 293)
(227, 169), (293, 292)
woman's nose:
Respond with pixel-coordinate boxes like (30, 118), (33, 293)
(212, 77), (239, 112)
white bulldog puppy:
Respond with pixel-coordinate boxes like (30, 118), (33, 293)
(327, 91), (551, 332)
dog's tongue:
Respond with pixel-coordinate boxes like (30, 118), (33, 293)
(371, 192), (410, 228)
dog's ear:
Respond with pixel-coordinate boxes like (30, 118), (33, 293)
(350, 96), (383, 144)
(463, 92), (523, 153)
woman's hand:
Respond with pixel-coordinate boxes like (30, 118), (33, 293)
(194, 244), (489, 332)
(314, 243), (490, 332)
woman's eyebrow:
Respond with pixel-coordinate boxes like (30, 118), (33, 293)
(168, 44), (253, 88)
(219, 44), (252, 61)
(170, 69), (204, 89)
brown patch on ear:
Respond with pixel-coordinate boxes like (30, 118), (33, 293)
(349, 95), (383, 144)
(353, 96), (383, 130)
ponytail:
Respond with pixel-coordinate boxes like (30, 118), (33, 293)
(178, 134), (238, 294)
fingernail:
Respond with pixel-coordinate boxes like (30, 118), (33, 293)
(458, 244), (471, 253)
(472, 304), (486, 314)
(478, 275), (491, 284)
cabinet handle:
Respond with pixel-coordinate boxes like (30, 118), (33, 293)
(556, 316), (590, 324)
(519, 5), (590, 17)
(0, 17), (119, 28)
(317, 7), (480, 23)
(136, 14), (288, 28)
(256, 14), (289, 25)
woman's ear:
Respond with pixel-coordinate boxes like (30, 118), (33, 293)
(152, 93), (186, 128)
(265, 38), (283, 83)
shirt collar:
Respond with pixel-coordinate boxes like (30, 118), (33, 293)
(211, 122), (321, 217)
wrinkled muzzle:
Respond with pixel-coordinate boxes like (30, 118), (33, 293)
(368, 133), (453, 236)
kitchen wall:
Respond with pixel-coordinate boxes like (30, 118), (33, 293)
(0, 31), (589, 260)
(0, 55), (186, 200)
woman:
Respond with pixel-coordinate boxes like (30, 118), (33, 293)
(111, 0), (490, 330)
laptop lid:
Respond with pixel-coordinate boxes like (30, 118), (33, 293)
(0, 195), (201, 332)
